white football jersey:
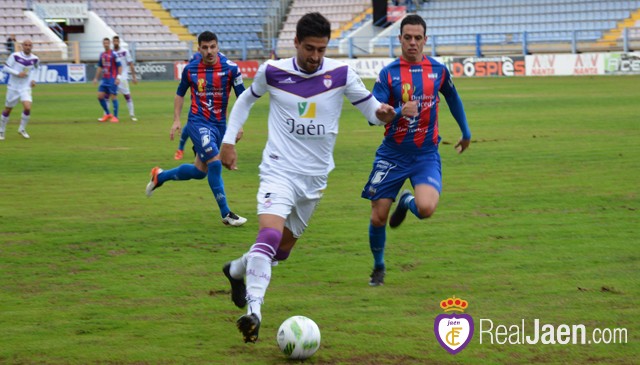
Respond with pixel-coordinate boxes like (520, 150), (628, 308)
(4, 52), (39, 90)
(225, 57), (382, 176)
(114, 48), (133, 78)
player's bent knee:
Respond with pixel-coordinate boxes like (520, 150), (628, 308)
(417, 205), (437, 219)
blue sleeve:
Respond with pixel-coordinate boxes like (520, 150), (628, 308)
(232, 67), (246, 97)
(97, 53), (103, 68)
(115, 53), (122, 67)
(176, 66), (189, 96)
(440, 68), (471, 140)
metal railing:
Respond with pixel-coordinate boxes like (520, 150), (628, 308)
(7, 27), (639, 64)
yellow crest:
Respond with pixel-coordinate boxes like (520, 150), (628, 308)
(197, 78), (206, 93)
(401, 83), (412, 103)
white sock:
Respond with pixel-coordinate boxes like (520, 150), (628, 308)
(229, 253), (248, 279)
(127, 99), (134, 116)
(248, 300), (262, 321)
(20, 113), (30, 131)
(245, 253), (272, 321)
(0, 115), (8, 132)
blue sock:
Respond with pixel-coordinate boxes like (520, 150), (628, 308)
(157, 164), (206, 186)
(369, 222), (386, 270)
(112, 99), (119, 117)
(207, 160), (230, 218)
(405, 196), (423, 219)
(178, 127), (188, 150)
(99, 99), (110, 114)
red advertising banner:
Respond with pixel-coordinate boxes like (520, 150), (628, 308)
(387, 6), (407, 22)
(173, 60), (260, 80)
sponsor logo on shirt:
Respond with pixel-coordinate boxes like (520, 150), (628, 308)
(286, 118), (326, 138)
(278, 77), (295, 84)
(297, 102), (316, 118)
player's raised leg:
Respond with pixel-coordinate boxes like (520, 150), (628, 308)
(144, 162), (206, 197)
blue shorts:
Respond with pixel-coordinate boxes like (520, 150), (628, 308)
(98, 80), (118, 95)
(361, 144), (442, 201)
(185, 119), (225, 162)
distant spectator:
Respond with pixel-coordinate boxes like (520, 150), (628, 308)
(6, 34), (17, 53)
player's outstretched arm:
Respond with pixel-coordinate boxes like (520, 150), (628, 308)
(170, 95), (185, 140)
(220, 143), (237, 170)
(455, 138), (471, 154)
(375, 103), (396, 124)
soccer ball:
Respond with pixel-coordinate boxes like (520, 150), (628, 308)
(276, 315), (321, 360)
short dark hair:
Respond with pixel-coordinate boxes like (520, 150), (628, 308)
(103, 37), (110, 42)
(296, 12), (331, 42)
(400, 15), (427, 35)
(113, 35), (120, 41)
(198, 31), (218, 45)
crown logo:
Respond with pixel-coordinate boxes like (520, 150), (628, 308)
(440, 296), (468, 312)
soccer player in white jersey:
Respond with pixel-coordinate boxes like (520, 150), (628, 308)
(1, 39), (38, 140)
(220, 12), (396, 343)
(112, 36), (138, 121)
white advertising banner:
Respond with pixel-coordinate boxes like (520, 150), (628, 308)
(603, 52), (640, 74)
(525, 53), (604, 76)
(340, 57), (445, 79)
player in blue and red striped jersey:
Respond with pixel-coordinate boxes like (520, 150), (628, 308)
(174, 51), (203, 160)
(92, 37), (122, 123)
(145, 31), (247, 227)
(361, 15), (472, 286)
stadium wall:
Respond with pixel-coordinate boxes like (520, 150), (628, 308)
(3, 52), (637, 86)
(344, 52), (640, 78)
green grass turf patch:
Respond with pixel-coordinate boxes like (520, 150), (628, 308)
(0, 75), (638, 364)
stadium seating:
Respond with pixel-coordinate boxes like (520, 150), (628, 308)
(29, 0), (188, 52)
(159, 0), (273, 56)
(276, 0), (371, 56)
(88, 0), (186, 51)
(416, 0), (640, 45)
(0, 0), (62, 57)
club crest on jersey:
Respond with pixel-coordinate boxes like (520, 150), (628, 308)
(323, 74), (332, 88)
(297, 102), (316, 118)
(197, 78), (206, 93)
(401, 83), (413, 103)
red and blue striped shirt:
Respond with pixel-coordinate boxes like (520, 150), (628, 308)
(373, 55), (470, 154)
(97, 50), (121, 81)
(177, 53), (245, 125)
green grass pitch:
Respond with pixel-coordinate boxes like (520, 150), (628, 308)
(0, 75), (638, 364)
